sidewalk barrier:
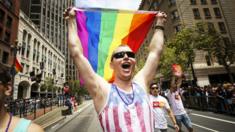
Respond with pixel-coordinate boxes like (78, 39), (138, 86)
(183, 96), (235, 115)
(5, 97), (62, 120)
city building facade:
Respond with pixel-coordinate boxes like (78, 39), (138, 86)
(140, 0), (235, 86)
(15, 11), (65, 99)
(0, 0), (20, 69)
(20, 0), (78, 82)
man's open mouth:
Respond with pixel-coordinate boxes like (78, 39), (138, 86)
(121, 63), (131, 69)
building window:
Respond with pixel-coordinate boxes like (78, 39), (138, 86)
(6, 16), (12, 28)
(213, 8), (221, 18)
(205, 55), (211, 66)
(0, 9), (5, 24)
(21, 41), (26, 57)
(175, 25), (181, 32)
(4, 32), (10, 42)
(0, 27), (3, 38)
(223, 37), (230, 45)
(207, 22), (215, 32)
(218, 22), (226, 33)
(211, 0), (217, 4)
(169, 0), (176, 6)
(2, 51), (9, 64)
(193, 8), (201, 19)
(201, 0), (207, 5)
(171, 10), (180, 20)
(190, 0), (197, 5)
(3, 0), (13, 10)
(203, 8), (211, 19)
(27, 45), (30, 58)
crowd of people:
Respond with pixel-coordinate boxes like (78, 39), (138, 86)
(177, 83), (235, 114)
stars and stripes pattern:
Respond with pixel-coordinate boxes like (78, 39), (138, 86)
(99, 82), (153, 132)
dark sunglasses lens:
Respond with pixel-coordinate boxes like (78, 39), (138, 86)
(126, 52), (135, 58)
(113, 51), (135, 59)
(113, 52), (125, 59)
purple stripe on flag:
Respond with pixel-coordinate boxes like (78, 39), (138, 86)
(75, 10), (89, 58)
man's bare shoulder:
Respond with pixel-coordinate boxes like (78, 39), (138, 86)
(28, 122), (44, 132)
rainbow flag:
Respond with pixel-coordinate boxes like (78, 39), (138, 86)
(15, 58), (23, 73)
(75, 8), (156, 82)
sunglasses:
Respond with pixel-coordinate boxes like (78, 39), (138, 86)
(112, 51), (135, 60)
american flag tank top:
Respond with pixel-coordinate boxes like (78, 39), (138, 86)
(98, 82), (153, 132)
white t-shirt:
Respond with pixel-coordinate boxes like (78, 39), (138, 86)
(150, 95), (170, 129)
(167, 90), (186, 115)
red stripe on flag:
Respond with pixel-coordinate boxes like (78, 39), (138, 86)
(15, 58), (23, 73)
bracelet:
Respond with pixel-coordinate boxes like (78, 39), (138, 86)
(155, 25), (164, 31)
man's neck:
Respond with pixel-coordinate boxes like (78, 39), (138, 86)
(113, 79), (132, 92)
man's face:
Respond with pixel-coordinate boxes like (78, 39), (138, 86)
(0, 83), (6, 108)
(0, 82), (11, 108)
(150, 84), (159, 96)
(110, 46), (136, 81)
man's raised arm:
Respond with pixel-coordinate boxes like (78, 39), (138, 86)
(134, 12), (167, 89)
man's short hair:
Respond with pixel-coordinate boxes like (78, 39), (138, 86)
(0, 64), (11, 84)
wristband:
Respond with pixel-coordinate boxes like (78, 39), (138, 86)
(155, 25), (164, 30)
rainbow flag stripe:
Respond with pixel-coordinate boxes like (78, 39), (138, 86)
(15, 58), (23, 73)
(75, 9), (156, 82)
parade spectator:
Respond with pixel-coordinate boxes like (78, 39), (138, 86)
(64, 7), (167, 131)
(149, 83), (179, 132)
(0, 65), (44, 132)
(167, 76), (193, 132)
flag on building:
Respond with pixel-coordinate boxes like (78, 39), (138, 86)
(75, 8), (156, 82)
(15, 58), (23, 73)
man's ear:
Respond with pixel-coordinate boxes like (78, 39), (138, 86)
(4, 85), (12, 96)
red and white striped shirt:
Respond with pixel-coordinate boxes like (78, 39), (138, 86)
(98, 82), (153, 132)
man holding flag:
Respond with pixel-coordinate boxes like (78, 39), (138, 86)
(65, 7), (167, 131)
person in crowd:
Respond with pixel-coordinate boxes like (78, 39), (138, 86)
(0, 64), (44, 132)
(167, 76), (193, 132)
(149, 83), (179, 132)
(64, 7), (167, 131)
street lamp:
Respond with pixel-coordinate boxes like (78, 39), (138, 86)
(10, 40), (21, 99)
(52, 68), (56, 98)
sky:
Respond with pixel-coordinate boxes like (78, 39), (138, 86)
(75, 0), (142, 10)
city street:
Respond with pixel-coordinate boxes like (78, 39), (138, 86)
(46, 101), (235, 132)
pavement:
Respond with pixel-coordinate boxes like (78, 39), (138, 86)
(32, 100), (92, 130)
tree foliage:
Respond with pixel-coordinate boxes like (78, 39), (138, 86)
(160, 22), (235, 83)
(194, 23), (235, 83)
(68, 80), (88, 96)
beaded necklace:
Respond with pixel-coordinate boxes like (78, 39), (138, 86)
(114, 84), (135, 106)
(5, 113), (12, 132)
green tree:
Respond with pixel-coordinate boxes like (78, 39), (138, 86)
(159, 47), (188, 79)
(195, 23), (235, 83)
(165, 28), (197, 82)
